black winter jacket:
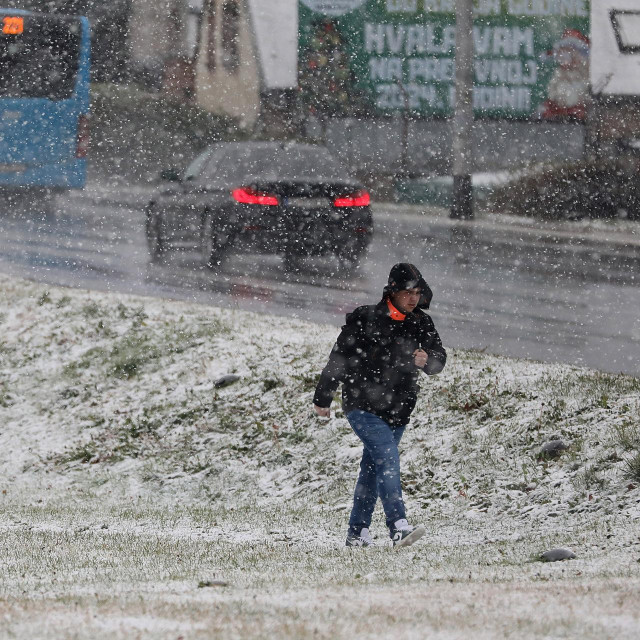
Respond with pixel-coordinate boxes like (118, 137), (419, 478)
(313, 300), (446, 426)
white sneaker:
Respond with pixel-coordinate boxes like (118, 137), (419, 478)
(391, 519), (426, 548)
(346, 527), (374, 547)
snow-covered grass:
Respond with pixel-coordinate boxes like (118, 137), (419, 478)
(1, 273), (640, 639)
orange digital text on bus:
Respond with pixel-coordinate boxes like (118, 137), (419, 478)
(3, 16), (24, 35)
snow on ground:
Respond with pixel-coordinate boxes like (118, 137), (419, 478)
(1, 273), (640, 639)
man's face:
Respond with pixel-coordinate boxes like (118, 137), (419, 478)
(391, 288), (421, 313)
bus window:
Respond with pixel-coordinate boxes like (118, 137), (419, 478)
(0, 14), (80, 101)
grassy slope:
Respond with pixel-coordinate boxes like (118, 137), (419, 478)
(1, 274), (640, 639)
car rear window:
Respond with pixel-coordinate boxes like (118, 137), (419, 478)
(202, 145), (347, 183)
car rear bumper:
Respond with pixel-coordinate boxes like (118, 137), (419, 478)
(231, 204), (373, 255)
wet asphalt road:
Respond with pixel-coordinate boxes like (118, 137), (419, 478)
(0, 194), (639, 376)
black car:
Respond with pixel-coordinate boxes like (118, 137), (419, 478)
(145, 141), (373, 271)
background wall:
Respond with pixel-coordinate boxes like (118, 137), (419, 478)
(306, 117), (585, 175)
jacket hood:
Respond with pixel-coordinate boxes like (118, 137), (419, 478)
(382, 262), (433, 309)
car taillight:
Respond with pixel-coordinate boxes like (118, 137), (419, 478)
(76, 114), (89, 159)
(333, 191), (370, 207)
(232, 187), (279, 206)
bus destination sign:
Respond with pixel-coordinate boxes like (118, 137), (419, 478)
(2, 16), (25, 36)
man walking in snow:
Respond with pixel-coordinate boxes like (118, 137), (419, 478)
(313, 263), (447, 548)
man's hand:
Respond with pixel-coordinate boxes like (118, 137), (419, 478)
(314, 404), (330, 418)
(413, 349), (428, 368)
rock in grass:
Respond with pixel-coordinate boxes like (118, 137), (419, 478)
(540, 440), (569, 457)
(213, 374), (240, 388)
(540, 548), (576, 562)
(198, 579), (229, 588)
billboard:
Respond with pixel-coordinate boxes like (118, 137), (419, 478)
(591, 0), (640, 97)
(298, 0), (590, 120)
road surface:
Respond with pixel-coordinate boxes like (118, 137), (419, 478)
(0, 194), (638, 376)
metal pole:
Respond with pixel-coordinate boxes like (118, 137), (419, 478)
(396, 79), (409, 177)
(451, 0), (474, 219)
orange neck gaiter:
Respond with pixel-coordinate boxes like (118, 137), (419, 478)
(386, 298), (406, 321)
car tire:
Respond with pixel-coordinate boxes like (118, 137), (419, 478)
(201, 212), (230, 270)
(146, 207), (167, 264)
(336, 237), (367, 273)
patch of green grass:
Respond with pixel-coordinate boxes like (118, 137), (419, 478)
(172, 407), (204, 425)
(263, 378), (282, 392)
(117, 301), (140, 319)
(82, 301), (104, 318)
(614, 419), (640, 452)
(55, 408), (165, 465)
(121, 410), (162, 440)
(210, 410), (237, 432)
(577, 371), (640, 396)
(535, 372), (640, 417)
(183, 454), (215, 474)
(624, 452), (640, 482)
(0, 383), (12, 407)
(37, 291), (51, 306)
(63, 346), (106, 377)
(59, 387), (81, 400)
(573, 463), (606, 491)
(107, 333), (160, 379)
(57, 440), (99, 464)
(197, 318), (231, 338)
(283, 425), (313, 445)
(82, 414), (106, 429)
(537, 398), (567, 429)
(295, 374), (319, 393)
(438, 377), (494, 414)
(63, 313), (230, 381)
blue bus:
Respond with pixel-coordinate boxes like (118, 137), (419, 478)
(0, 8), (90, 205)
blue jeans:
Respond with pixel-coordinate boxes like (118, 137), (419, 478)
(346, 410), (406, 534)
